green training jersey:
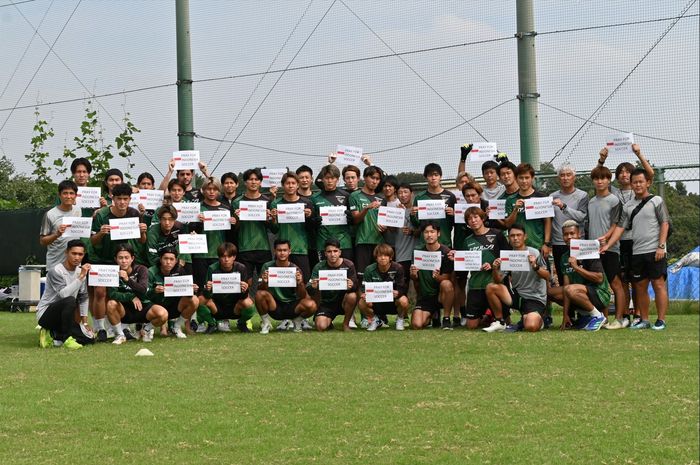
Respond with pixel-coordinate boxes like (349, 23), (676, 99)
(411, 189), (457, 247)
(145, 221), (191, 267)
(362, 261), (406, 296)
(505, 191), (548, 249)
(349, 190), (384, 246)
(459, 228), (509, 290)
(203, 261), (251, 307)
(189, 203), (230, 259)
(270, 196), (313, 255)
(308, 258), (357, 305)
(414, 244), (453, 297)
(310, 189), (352, 250)
(231, 194), (271, 253)
(260, 260), (301, 304)
(90, 206), (146, 265)
(107, 264), (150, 303)
(560, 251), (611, 308)
(146, 263), (188, 307)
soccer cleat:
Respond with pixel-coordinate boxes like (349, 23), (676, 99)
(360, 318), (369, 329)
(63, 336), (83, 350)
(460, 317), (468, 327)
(112, 335), (127, 345)
(237, 320), (251, 333)
(348, 318), (358, 329)
(79, 323), (94, 340)
(217, 320), (231, 332)
(452, 317), (461, 328)
(301, 319), (313, 330)
(293, 316), (304, 333)
(172, 324), (187, 339)
(441, 317), (453, 331)
(621, 318), (630, 328)
(630, 319), (651, 330)
(205, 323), (218, 334)
(189, 319), (198, 332)
(141, 328), (154, 342)
(630, 316), (642, 327)
(431, 317), (441, 329)
(504, 320), (524, 333)
(605, 319), (625, 330)
(367, 318), (384, 332)
(39, 328), (53, 348)
(584, 316), (607, 332)
(195, 322), (207, 333)
(96, 329), (108, 343)
(260, 321), (272, 335)
(277, 319), (291, 331)
(651, 319), (666, 331)
(542, 315), (553, 329)
(573, 315), (592, 330)
(123, 328), (137, 341)
(395, 318), (405, 331)
(482, 320), (507, 333)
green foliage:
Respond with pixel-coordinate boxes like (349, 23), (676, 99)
(24, 109), (54, 183)
(395, 171), (426, 185)
(662, 184), (700, 259)
(0, 156), (55, 210)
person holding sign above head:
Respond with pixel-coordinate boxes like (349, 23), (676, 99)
(90, 182), (147, 341)
(310, 164), (354, 262)
(40, 180), (83, 271)
(307, 238), (358, 332)
(452, 207), (509, 331)
(485, 224), (549, 332)
(411, 163), (457, 248)
(549, 221), (610, 331)
(409, 222), (454, 330)
(256, 239), (317, 334)
(106, 244), (165, 344)
(146, 247), (199, 339)
(198, 242), (256, 334)
(350, 166), (385, 279)
(359, 244), (409, 331)
(36, 240), (93, 350)
(158, 155), (210, 202)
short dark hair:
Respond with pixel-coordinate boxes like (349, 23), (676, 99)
(70, 158), (92, 174)
(342, 165), (360, 178)
(243, 168), (263, 181)
(281, 172), (299, 184)
(217, 242), (238, 257)
(461, 181), (483, 196)
(158, 246), (178, 258)
(114, 243), (135, 258)
(630, 167), (652, 181)
(137, 172), (155, 185)
(324, 238), (341, 250)
(420, 221), (441, 233)
(273, 238), (291, 249)
(515, 163), (535, 178)
(497, 161), (517, 175)
(57, 180), (78, 194)
(464, 206), (487, 222)
(221, 172), (239, 184)
(66, 239), (86, 251)
(104, 168), (124, 182)
(383, 175), (399, 190)
(509, 223), (527, 234)
(481, 160), (498, 174)
(398, 182), (413, 192)
(111, 183), (133, 198)
(615, 162), (635, 180)
(320, 164), (341, 179)
(423, 163), (442, 178)
(363, 166), (381, 178)
(590, 166), (612, 180)
(373, 243), (394, 259)
(296, 165), (313, 177)
(168, 179), (187, 192)
(157, 205), (178, 220)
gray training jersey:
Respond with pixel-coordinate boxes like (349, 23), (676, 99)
(504, 247), (548, 305)
(481, 183), (506, 201)
(587, 193), (622, 254)
(618, 195), (670, 255)
(40, 205), (83, 270)
(551, 188), (589, 245)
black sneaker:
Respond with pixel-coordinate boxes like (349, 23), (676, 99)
(237, 320), (251, 333)
(205, 323), (218, 334)
(190, 320), (199, 332)
(431, 317), (441, 329)
(543, 315), (553, 329)
(123, 328), (136, 341)
(96, 329), (107, 343)
(452, 317), (461, 328)
(441, 317), (453, 331)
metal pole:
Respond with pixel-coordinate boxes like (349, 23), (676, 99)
(176, 0), (194, 150)
(516, 0), (540, 168)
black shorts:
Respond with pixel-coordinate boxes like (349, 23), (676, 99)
(454, 270), (469, 281)
(163, 300), (182, 319)
(619, 240), (633, 281)
(211, 297), (244, 319)
(120, 300), (153, 324)
(586, 285), (607, 312)
(290, 254), (311, 282)
(630, 252), (667, 282)
(371, 301), (398, 316)
(269, 299), (299, 321)
(600, 251), (621, 283)
(192, 257), (217, 292)
(354, 244), (376, 277)
(414, 294), (440, 314)
(316, 295), (347, 320)
(508, 289), (545, 315)
(465, 289), (489, 319)
(238, 250), (272, 277)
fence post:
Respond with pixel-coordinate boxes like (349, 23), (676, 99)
(657, 167), (665, 198)
(516, 0), (541, 168)
(176, 0), (195, 151)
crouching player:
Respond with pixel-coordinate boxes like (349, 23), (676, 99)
(146, 247), (199, 338)
(308, 238), (358, 332)
(409, 222), (454, 330)
(107, 244), (167, 344)
(485, 224), (549, 332)
(256, 239), (317, 334)
(198, 242), (256, 334)
(358, 243), (409, 331)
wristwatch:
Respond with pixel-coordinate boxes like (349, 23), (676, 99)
(544, 242), (552, 247)
(658, 243), (666, 250)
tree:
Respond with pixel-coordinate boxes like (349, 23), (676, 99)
(0, 156), (55, 210)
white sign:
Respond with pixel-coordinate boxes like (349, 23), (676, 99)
(453, 250), (483, 271)
(570, 239), (600, 260)
(164, 275), (194, 297)
(238, 200), (267, 221)
(130, 190), (164, 210)
(173, 202), (201, 223)
(335, 144), (363, 166)
(320, 206), (348, 226)
(178, 234), (208, 254)
(500, 250), (530, 272)
(268, 267), (297, 287)
(88, 264), (119, 287)
(276, 203), (305, 224)
(413, 250), (442, 271)
(62, 217), (92, 238)
(454, 203), (482, 224)
(469, 142), (498, 162)
(606, 133), (635, 156)
(261, 168), (287, 188)
(377, 206), (405, 228)
(75, 186), (101, 209)
(417, 199), (446, 220)
(524, 197), (555, 219)
(203, 210), (231, 231)
(319, 269), (348, 291)
(212, 272), (241, 294)
(172, 150), (200, 170)
(488, 199), (507, 220)
(109, 217), (141, 240)
(365, 281), (394, 303)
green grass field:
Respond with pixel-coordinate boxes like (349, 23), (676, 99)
(0, 312), (697, 465)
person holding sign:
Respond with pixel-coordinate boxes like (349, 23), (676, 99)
(90, 183), (147, 341)
(308, 238), (358, 332)
(199, 242), (255, 334)
(36, 240), (93, 350)
(310, 164), (354, 262)
(486, 224), (549, 332)
(157, 156), (210, 202)
(350, 166), (385, 278)
(231, 168), (273, 277)
(359, 244), (409, 331)
(549, 221), (610, 331)
(106, 244), (165, 344)
(146, 247), (199, 339)
(256, 239), (317, 334)
(99, 168), (124, 208)
(133, 172), (158, 226)
(497, 160), (519, 202)
(40, 180), (83, 271)
(270, 172), (315, 281)
(453, 207), (510, 331)
(411, 163), (456, 248)
(146, 205), (192, 271)
(409, 222), (454, 330)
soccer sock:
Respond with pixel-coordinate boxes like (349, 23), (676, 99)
(590, 308), (602, 318)
(112, 322), (124, 336)
(143, 322), (153, 332)
(176, 316), (186, 330)
(121, 323), (130, 332)
(238, 304), (256, 324)
(93, 318), (106, 331)
(261, 313), (271, 325)
(196, 305), (217, 326)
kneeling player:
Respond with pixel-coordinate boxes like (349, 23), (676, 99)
(256, 239), (317, 334)
(485, 224), (549, 332)
(359, 243), (409, 331)
(146, 247), (199, 338)
(107, 244), (167, 344)
(409, 222), (454, 330)
(199, 242), (256, 333)
(308, 238), (358, 331)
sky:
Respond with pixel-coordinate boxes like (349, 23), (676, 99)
(0, 0), (698, 189)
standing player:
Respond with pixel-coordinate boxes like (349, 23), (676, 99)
(158, 158), (210, 202)
(296, 165), (315, 199)
(411, 163), (456, 249)
(359, 244), (409, 331)
(350, 166), (385, 278)
(40, 180), (82, 271)
(219, 172), (239, 208)
(310, 164), (354, 261)
(497, 160), (519, 201)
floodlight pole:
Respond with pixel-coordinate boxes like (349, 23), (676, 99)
(176, 0), (195, 150)
(516, 0), (540, 168)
